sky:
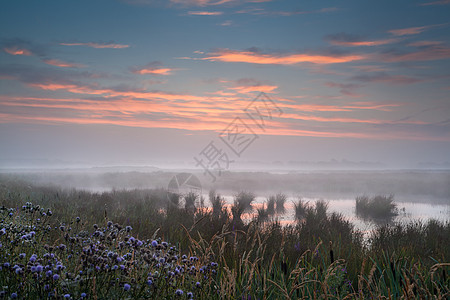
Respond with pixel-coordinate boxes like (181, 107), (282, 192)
(0, 0), (450, 170)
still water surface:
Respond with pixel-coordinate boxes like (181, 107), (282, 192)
(215, 195), (449, 232)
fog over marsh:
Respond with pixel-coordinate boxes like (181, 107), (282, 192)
(1, 168), (448, 205)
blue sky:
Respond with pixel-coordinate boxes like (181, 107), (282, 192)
(1, 0), (449, 169)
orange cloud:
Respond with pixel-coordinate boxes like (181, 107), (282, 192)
(344, 102), (401, 112)
(28, 83), (108, 95)
(261, 125), (449, 141)
(202, 49), (365, 65)
(60, 42), (129, 49)
(207, 90), (237, 96)
(42, 59), (85, 68)
(280, 112), (424, 125)
(388, 23), (447, 36)
(1, 88), (401, 125)
(170, 0), (264, 5)
(27, 82), (230, 103)
(4, 47), (32, 56)
(236, 6), (337, 16)
(133, 67), (174, 75)
(131, 62), (175, 75)
(2, 90), (443, 142)
(4, 107), (446, 141)
(329, 38), (399, 47)
(230, 85), (278, 93)
(388, 26), (429, 36)
(187, 11), (223, 15)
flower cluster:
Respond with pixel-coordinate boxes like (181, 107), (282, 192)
(0, 203), (218, 298)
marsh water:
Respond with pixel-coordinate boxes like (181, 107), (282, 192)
(211, 194), (450, 233)
(2, 169), (449, 233)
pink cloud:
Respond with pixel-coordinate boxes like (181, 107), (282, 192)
(201, 49), (365, 65)
(329, 38), (399, 47)
(1, 95), (437, 141)
(3, 84), (441, 142)
(388, 23), (447, 36)
(42, 59), (85, 68)
(224, 78), (278, 94)
(230, 84), (278, 93)
(187, 11), (223, 15)
(23, 81), (400, 116)
(236, 6), (337, 16)
(389, 26), (429, 36)
(3, 47), (32, 56)
(4, 106), (445, 141)
(420, 0), (450, 5)
(134, 67), (174, 75)
(170, 0), (271, 5)
(207, 90), (237, 96)
(131, 62), (175, 75)
(280, 113), (425, 125)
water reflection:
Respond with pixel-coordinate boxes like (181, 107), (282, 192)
(212, 194), (449, 232)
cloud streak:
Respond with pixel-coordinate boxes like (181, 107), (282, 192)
(60, 42), (129, 49)
(42, 59), (86, 68)
(236, 7), (337, 16)
(131, 62), (175, 75)
(2, 93), (441, 141)
(3, 47), (33, 56)
(224, 78), (278, 94)
(420, 0), (450, 6)
(388, 23), (447, 36)
(2, 71), (442, 142)
(325, 33), (399, 47)
(200, 48), (365, 65)
(187, 11), (223, 15)
(170, 0), (271, 6)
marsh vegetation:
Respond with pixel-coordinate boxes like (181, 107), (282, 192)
(0, 177), (449, 298)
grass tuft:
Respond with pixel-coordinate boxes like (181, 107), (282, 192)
(356, 194), (398, 221)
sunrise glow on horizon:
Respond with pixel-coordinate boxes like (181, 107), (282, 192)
(1, 0), (449, 168)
